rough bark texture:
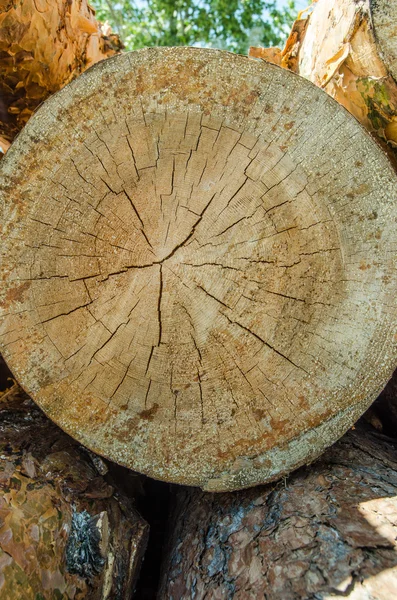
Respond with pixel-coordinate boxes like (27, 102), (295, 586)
(158, 424), (397, 600)
(250, 0), (397, 150)
(0, 382), (148, 599)
(2, 47), (397, 491)
(0, 0), (122, 152)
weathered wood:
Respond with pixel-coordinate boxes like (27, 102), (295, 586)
(0, 383), (148, 599)
(370, 0), (397, 81)
(0, 0), (122, 150)
(1, 47), (397, 491)
(250, 0), (397, 149)
(158, 424), (397, 600)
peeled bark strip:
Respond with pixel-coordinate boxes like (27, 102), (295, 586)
(0, 384), (148, 599)
(0, 0), (122, 149)
(2, 48), (397, 491)
(250, 0), (397, 148)
(158, 425), (397, 600)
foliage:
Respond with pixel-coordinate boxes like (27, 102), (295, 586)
(92, 0), (298, 53)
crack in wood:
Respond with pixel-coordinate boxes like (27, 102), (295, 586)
(3, 47), (390, 492)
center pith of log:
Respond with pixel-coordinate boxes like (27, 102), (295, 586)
(1, 48), (397, 491)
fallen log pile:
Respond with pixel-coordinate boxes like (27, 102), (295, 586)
(1, 1), (397, 597)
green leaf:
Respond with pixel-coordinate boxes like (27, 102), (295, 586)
(92, 0), (298, 53)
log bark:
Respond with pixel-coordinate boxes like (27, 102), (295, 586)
(0, 0), (122, 152)
(250, 0), (397, 150)
(158, 424), (397, 600)
(2, 47), (397, 491)
(0, 383), (148, 599)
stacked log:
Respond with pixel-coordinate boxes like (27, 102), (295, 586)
(0, 0), (122, 153)
(250, 0), (397, 151)
(158, 425), (397, 600)
(2, 3), (397, 596)
(2, 48), (397, 492)
(0, 383), (148, 599)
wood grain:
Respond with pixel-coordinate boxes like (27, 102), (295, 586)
(1, 48), (397, 490)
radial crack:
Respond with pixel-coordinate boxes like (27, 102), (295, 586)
(197, 369), (205, 425)
(157, 264), (163, 346)
(215, 215), (247, 238)
(40, 301), (93, 324)
(144, 379), (152, 408)
(223, 313), (309, 375)
(196, 284), (232, 310)
(160, 192), (217, 261)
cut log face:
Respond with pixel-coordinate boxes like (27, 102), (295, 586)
(371, 0), (397, 81)
(1, 48), (397, 491)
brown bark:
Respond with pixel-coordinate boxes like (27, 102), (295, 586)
(0, 0), (122, 152)
(0, 382), (148, 599)
(158, 424), (397, 600)
(2, 47), (397, 491)
(250, 0), (397, 151)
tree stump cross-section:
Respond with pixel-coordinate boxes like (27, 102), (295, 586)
(1, 48), (397, 491)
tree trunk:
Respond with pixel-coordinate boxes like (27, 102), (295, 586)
(2, 47), (397, 491)
(158, 424), (397, 600)
(250, 0), (397, 151)
(0, 382), (148, 599)
(0, 0), (122, 153)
